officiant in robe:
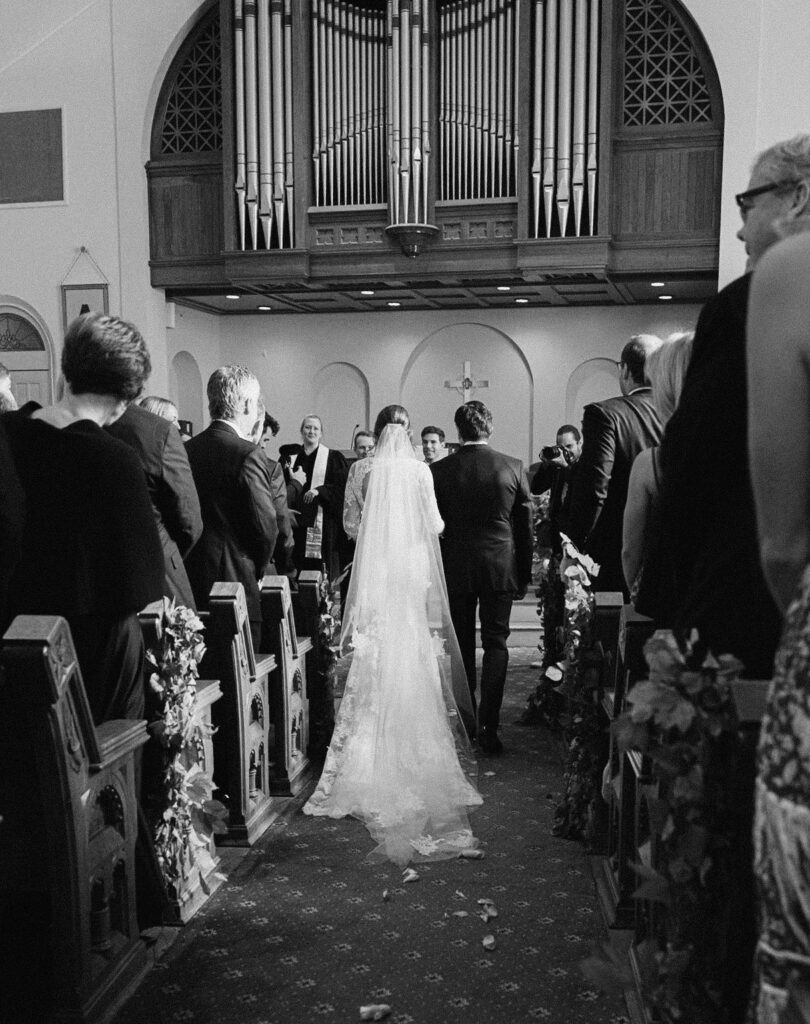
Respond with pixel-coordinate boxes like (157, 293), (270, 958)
(279, 414), (348, 581)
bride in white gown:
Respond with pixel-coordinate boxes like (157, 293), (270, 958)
(303, 406), (482, 865)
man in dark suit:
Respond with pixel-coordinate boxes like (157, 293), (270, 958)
(566, 336), (663, 594)
(659, 136), (810, 678)
(431, 400), (533, 755)
(185, 366), (278, 649)
(107, 400), (202, 607)
(254, 408), (295, 576)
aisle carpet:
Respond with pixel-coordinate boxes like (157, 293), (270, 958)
(116, 649), (628, 1024)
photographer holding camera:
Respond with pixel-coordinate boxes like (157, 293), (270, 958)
(530, 425), (582, 552)
(530, 424), (582, 495)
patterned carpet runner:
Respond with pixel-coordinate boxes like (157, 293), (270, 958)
(116, 648), (628, 1024)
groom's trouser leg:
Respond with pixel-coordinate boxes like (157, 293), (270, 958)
(478, 590), (513, 735)
(448, 591), (478, 713)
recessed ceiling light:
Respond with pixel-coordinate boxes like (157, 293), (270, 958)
(388, 301), (401, 307)
(515, 297), (529, 304)
(361, 289), (375, 296)
(658, 294), (673, 301)
(497, 285), (511, 292)
(650, 281), (666, 288)
(225, 293), (240, 300)
(258, 305), (271, 311)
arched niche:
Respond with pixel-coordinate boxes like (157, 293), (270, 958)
(0, 297), (55, 405)
(401, 324), (533, 463)
(312, 362), (370, 451)
(170, 350), (204, 435)
(565, 358), (621, 427)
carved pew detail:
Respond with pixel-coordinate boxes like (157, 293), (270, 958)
(138, 603), (224, 922)
(0, 615), (148, 1023)
(261, 575), (313, 796)
(200, 582), (278, 846)
(293, 568), (334, 757)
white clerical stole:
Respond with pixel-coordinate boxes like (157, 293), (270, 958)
(304, 444), (330, 560)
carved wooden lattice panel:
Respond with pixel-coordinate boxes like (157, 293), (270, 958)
(0, 313), (45, 351)
(623, 0), (712, 127)
(160, 18), (223, 155)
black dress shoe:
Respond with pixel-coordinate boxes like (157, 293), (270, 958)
(478, 731), (503, 756)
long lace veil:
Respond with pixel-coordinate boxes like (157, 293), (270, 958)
(321, 423), (480, 863)
(340, 425), (477, 750)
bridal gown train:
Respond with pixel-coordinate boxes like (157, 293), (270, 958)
(303, 424), (482, 866)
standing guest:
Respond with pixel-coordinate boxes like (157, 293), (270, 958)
(0, 416), (24, 632)
(352, 429), (375, 460)
(747, 214), (810, 1024)
(431, 401), (533, 755)
(421, 425), (446, 465)
(567, 335), (663, 594)
(254, 406), (295, 576)
(185, 366), (278, 650)
(139, 394), (180, 426)
(621, 332), (694, 618)
(279, 415), (348, 581)
(659, 135), (809, 676)
(107, 397), (202, 608)
(2, 312), (163, 723)
(0, 362), (16, 411)
(661, 134), (810, 1024)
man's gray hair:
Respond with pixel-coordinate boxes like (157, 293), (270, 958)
(752, 133), (810, 187)
(207, 364), (258, 420)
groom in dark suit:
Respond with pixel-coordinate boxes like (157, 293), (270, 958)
(431, 401), (533, 754)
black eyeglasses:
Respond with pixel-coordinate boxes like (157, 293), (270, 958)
(735, 180), (797, 212)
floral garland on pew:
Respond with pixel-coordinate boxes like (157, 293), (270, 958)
(550, 534), (605, 845)
(146, 600), (228, 897)
(585, 630), (745, 1023)
(519, 493), (566, 727)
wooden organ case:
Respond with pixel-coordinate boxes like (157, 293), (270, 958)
(148, 0), (724, 303)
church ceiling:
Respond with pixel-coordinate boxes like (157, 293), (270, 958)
(169, 272), (716, 316)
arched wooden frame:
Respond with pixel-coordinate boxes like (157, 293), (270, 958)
(150, 1), (222, 160)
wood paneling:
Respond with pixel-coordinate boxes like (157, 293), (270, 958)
(611, 137), (721, 239)
(147, 160), (224, 259)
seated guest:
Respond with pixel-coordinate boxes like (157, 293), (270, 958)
(622, 332), (693, 618)
(107, 395), (203, 608)
(279, 415), (348, 581)
(421, 424), (445, 464)
(139, 393), (180, 427)
(185, 366), (278, 649)
(567, 335), (663, 594)
(353, 429), (375, 460)
(3, 312), (164, 724)
(254, 406), (296, 575)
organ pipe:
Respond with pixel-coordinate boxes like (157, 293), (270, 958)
(532, 0), (601, 237)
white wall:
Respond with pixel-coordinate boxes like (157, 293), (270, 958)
(681, 0), (810, 286)
(210, 303), (700, 464)
(0, 0), (218, 392)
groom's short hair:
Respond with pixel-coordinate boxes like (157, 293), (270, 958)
(455, 401), (493, 442)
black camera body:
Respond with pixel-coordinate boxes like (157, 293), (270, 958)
(541, 445), (563, 460)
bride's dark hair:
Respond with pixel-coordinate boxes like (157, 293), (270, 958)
(373, 404), (410, 437)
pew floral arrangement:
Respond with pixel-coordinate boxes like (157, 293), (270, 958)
(519, 494), (565, 726)
(587, 629), (746, 1022)
(551, 534), (606, 845)
(147, 600), (228, 895)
